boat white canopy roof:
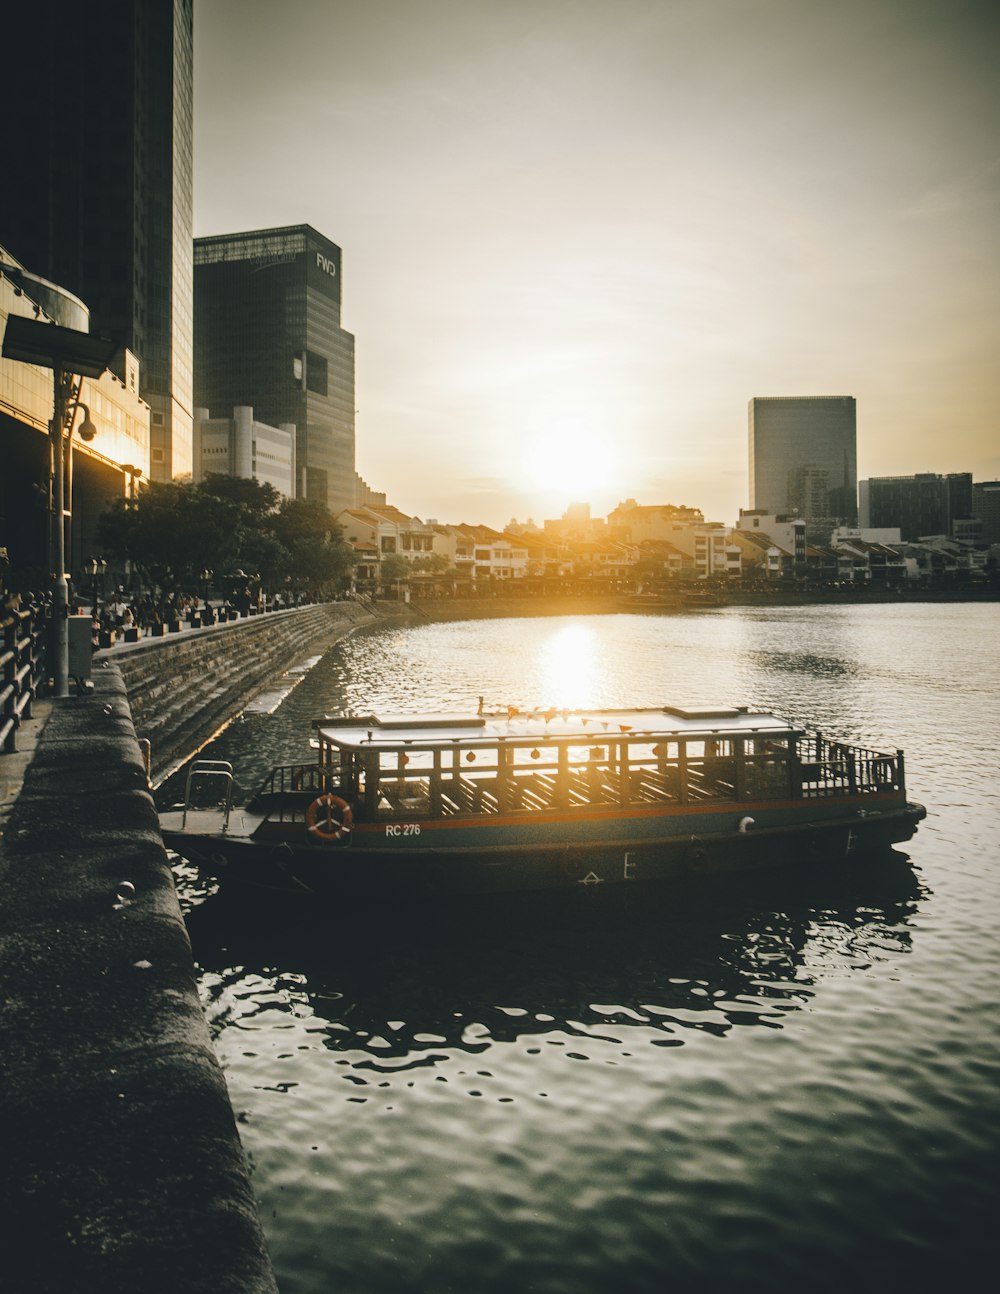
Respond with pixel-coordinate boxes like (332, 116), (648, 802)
(315, 706), (802, 752)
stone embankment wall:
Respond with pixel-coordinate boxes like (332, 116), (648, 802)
(0, 666), (278, 1293)
(107, 602), (375, 782)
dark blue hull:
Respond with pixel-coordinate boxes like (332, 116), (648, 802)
(163, 800), (926, 901)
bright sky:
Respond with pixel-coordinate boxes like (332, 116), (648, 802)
(194, 0), (999, 529)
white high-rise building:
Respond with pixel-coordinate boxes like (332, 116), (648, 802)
(193, 406), (295, 499)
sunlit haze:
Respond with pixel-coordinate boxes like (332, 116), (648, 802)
(194, 0), (999, 528)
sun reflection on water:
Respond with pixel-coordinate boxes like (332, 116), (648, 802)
(538, 622), (601, 708)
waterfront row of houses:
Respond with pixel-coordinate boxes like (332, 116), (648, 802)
(336, 501), (996, 592)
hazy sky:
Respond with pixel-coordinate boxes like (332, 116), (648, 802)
(194, 0), (999, 528)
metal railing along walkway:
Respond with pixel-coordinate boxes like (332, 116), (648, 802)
(1, 604), (45, 755)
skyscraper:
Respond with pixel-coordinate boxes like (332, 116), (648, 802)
(972, 481), (1000, 544)
(193, 225), (357, 513)
(748, 396), (858, 525)
(2, 0), (194, 481)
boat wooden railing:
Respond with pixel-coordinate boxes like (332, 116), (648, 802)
(797, 733), (902, 797)
(331, 728), (904, 823)
(258, 763), (335, 796)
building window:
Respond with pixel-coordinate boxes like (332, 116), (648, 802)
(305, 351), (328, 396)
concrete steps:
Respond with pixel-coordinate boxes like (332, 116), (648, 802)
(106, 604), (373, 781)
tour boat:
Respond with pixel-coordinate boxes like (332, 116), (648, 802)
(159, 702), (926, 900)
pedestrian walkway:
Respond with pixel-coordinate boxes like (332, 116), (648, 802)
(0, 667), (277, 1291)
(0, 699), (52, 849)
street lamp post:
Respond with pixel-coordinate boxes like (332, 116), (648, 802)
(85, 555), (107, 617)
(121, 463), (143, 504)
(2, 316), (119, 697)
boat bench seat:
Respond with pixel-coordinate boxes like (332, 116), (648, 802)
(508, 779), (551, 811)
(439, 777), (501, 815)
(686, 765), (737, 800)
(629, 773), (679, 804)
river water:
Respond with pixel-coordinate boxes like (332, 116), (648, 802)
(163, 604), (1000, 1293)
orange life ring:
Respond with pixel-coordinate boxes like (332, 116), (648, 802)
(306, 794), (353, 844)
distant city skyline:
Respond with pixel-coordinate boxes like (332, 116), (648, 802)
(193, 0), (1000, 528)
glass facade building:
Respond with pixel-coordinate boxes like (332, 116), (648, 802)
(1, 0), (194, 481)
(1, 251), (150, 584)
(194, 226), (357, 513)
(859, 473), (973, 542)
(972, 482), (1000, 545)
(749, 396), (858, 525)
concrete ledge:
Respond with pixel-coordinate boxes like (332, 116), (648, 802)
(0, 667), (277, 1293)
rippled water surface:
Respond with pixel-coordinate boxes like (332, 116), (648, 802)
(165, 605), (1000, 1292)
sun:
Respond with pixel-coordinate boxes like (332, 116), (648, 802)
(524, 420), (616, 497)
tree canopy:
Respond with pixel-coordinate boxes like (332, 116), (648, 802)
(97, 477), (352, 599)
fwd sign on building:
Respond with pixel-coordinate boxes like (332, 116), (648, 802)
(307, 240), (342, 301)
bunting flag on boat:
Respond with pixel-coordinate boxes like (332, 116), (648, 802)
(544, 708), (557, 723)
(507, 706), (519, 719)
(620, 724), (632, 732)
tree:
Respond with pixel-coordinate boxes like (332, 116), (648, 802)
(198, 475), (287, 583)
(409, 553), (451, 574)
(379, 554), (410, 586)
(238, 531), (291, 588)
(98, 478), (355, 598)
(271, 498), (353, 590)
(632, 556), (668, 591)
(98, 481), (241, 602)
(199, 473), (279, 526)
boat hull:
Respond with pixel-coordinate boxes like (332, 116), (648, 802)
(161, 800), (926, 901)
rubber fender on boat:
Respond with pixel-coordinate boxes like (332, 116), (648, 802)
(738, 816), (755, 833)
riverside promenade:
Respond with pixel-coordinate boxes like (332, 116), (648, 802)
(0, 602), (381, 1293)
